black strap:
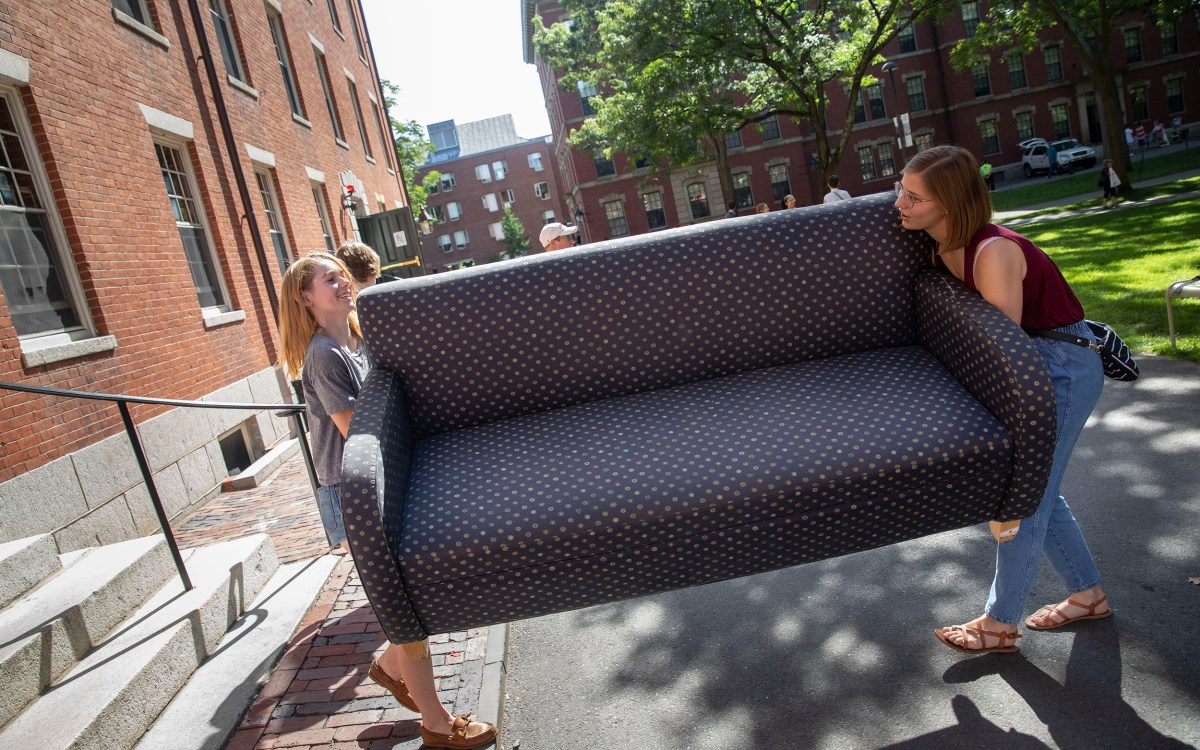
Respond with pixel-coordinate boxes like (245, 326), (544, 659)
(1023, 327), (1099, 352)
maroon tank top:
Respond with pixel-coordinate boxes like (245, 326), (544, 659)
(962, 224), (1084, 329)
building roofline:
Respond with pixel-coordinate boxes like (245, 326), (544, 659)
(521, 0), (537, 64)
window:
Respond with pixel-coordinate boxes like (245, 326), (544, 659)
(686, 182), (709, 219)
(488, 222), (504, 241)
(593, 150), (615, 178)
(312, 185), (335, 253)
(1166, 78), (1184, 113)
(254, 171), (291, 273)
(854, 92), (867, 124)
(0, 92), (85, 337)
(346, 78), (372, 158)
(453, 230), (469, 249)
(447, 201), (462, 221)
(878, 142), (896, 177)
(760, 115), (780, 141)
(1129, 87), (1149, 123)
(1043, 46), (1063, 82)
(578, 81), (597, 116)
(474, 164), (491, 183)
(1007, 53), (1027, 90)
(914, 132), (934, 152)
(1015, 111), (1035, 141)
(542, 209), (556, 225)
(962, 1), (980, 37)
(527, 152), (543, 171)
(858, 145), (877, 181)
(603, 200), (628, 237)
(725, 130), (743, 150)
(482, 193), (499, 212)
(866, 84), (886, 120)
(431, 127), (457, 151)
(905, 77), (926, 112)
(1124, 28), (1142, 64)
(502, 189), (515, 205)
(642, 191), (666, 229)
(437, 234), (452, 252)
(534, 181), (550, 199)
(314, 49), (344, 142)
(370, 99), (394, 171)
(732, 172), (753, 209)
(1050, 102), (1071, 138)
(267, 10), (304, 118)
(1162, 21), (1179, 56)
(113, 0), (150, 25)
(209, 0), (246, 82)
(429, 204), (445, 223)
(344, 0), (365, 59)
(325, 0), (341, 34)
(898, 20), (917, 53)
(155, 142), (227, 309)
(440, 173), (455, 192)
(492, 160), (508, 180)
(768, 164), (791, 202)
(979, 118), (1000, 154)
(971, 63), (991, 97)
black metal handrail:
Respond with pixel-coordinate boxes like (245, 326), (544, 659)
(0, 380), (322, 592)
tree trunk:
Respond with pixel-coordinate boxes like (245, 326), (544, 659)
(709, 135), (735, 212)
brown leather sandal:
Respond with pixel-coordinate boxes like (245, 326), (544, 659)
(419, 714), (498, 749)
(368, 658), (418, 712)
(934, 624), (1021, 654)
(1025, 595), (1112, 630)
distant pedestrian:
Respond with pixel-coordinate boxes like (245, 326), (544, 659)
(1125, 125), (1134, 147)
(1045, 143), (1061, 178)
(1151, 119), (1167, 148)
(823, 176), (852, 203)
(781, 194), (797, 210)
(1171, 114), (1183, 143)
(980, 161), (996, 191)
(1134, 122), (1147, 148)
(1097, 158), (1121, 209)
(725, 201), (738, 219)
(755, 202), (770, 214)
(334, 241), (381, 289)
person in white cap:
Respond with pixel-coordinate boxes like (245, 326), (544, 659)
(539, 222), (579, 251)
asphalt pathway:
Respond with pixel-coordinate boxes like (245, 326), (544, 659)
(501, 355), (1200, 749)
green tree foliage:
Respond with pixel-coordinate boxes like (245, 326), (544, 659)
(380, 80), (439, 217)
(501, 206), (531, 258)
(534, 0), (944, 192)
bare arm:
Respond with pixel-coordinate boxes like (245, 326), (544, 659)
(330, 407), (354, 439)
(973, 238), (1027, 325)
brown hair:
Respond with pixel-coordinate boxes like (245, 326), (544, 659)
(276, 253), (362, 380)
(902, 145), (992, 252)
(334, 241), (381, 286)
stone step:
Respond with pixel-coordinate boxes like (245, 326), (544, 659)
(135, 554), (339, 750)
(0, 534), (278, 750)
(0, 535), (174, 727)
(0, 534), (61, 608)
(221, 437), (300, 491)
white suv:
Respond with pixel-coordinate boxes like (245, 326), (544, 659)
(1021, 138), (1097, 176)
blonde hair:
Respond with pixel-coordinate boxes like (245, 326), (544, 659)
(276, 253), (363, 380)
(334, 241), (381, 286)
(902, 145), (992, 252)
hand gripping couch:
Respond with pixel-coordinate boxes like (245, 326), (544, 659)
(343, 193), (1057, 644)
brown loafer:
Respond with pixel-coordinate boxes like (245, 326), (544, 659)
(368, 658), (418, 712)
(419, 714), (498, 749)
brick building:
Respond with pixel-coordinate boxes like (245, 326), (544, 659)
(522, 1), (1197, 243)
(416, 115), (567, 270)
(0, 0), (410, 550)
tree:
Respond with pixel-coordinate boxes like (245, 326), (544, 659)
(535, 0), (944, 192)
(501, 207), (531, 259)
(380, 80), (440, 217)
(950, 0), (1194, 189)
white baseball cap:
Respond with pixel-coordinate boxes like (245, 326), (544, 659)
(539, 222), (579, 248)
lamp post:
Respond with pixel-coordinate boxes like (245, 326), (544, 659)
(882, 61), (908, 164)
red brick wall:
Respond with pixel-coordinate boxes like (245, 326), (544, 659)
(0, 0), (406, 482)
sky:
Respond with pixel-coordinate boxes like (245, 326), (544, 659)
(360, 0), (553, 140)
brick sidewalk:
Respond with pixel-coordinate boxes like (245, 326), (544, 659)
(174, 452), (495, 750)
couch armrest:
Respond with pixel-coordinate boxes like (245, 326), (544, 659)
(914, 269), (1057, 521)
(342, 368), (428, 643)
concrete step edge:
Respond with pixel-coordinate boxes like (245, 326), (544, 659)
(0, 534), (61, 609)
(221, 438), (300, 491)
(0, 534), (279, 750)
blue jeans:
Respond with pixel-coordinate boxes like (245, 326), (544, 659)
(985, 321), (1104, 625)
(316, 483), (347, 546)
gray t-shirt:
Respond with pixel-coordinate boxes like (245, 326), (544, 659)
(302, 331), (371, 487)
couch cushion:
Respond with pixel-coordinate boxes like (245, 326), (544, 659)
(396, 346), (1011, 589)
(358, 195), (930, 438)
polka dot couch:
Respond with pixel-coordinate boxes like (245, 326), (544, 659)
(344, 193), (1057, 644)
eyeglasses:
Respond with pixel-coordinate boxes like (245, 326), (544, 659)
(894, 182), (934, 206)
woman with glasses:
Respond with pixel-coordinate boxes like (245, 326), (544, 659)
(895, 145), (1111, 656)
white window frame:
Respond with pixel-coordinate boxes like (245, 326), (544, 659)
(447, 201), (462, 221)
(542, 209), (556, 225)
(440, 172), (455, 192)
(527, 152), (544, 171)
(208, 0), (247, 83)
(492, 160), (508, 180)
(534, 181), (549, 199)
(437, 233), (452, 252)
(369, 96), (394, 172)
(482, 193), (499, 212)
(267, 8), (304, 119)
(502, 189), (516, 205)
(254, 169), (292, 274)
(453, 229), (469, 249)
(488, 221), (504, 241)
(311, 182), (335, 254)
(344, 74), (372, 159)
(313, 46), (345, 144)
(474, 164), (492, 183)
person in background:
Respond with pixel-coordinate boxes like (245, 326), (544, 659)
(1134, 121), (1147, 149)
(823, 176), (851, 203)
(1098, 158), (1121, 210)
(1125, 124), (1135, 149)
(1171, 114), (1183, 143)
(725, 200), (738, 219)
(980, 161), (996, 191)
(539, 222), (579, 251)
(781, 194), (797, 210)
(1150, 119), (1167, 148)
(1045, 142), (1061, 178)
(755, 202), (770, 214)
(894, 146), (1110, 656)
(277, 254), (498, 749)
(334, 241), (381, 290)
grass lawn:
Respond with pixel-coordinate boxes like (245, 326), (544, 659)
(1024, 195), (1200, 362)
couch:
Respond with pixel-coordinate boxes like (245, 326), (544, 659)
(343, 193), (1057, 644)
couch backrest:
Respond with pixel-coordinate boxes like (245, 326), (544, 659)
(358, 193), (930, 437)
